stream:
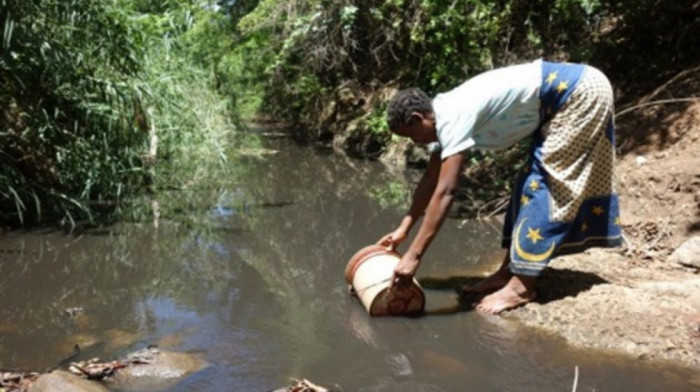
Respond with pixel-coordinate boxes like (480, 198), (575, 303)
(0, 131), (697, 391)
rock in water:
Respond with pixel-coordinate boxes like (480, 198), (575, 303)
(386, 353), (413, 377)
(110, 348), (209, 392)
(28, 370), (109, 392)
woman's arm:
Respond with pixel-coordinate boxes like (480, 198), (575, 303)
(392, 152), (464, 284)
(378, 151), (442, 248)
(400, 151), (443, 231)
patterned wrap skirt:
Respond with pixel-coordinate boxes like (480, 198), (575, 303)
(502, 61), (623, 277)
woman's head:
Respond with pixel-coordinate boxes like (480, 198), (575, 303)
(386, 88), (437, 144)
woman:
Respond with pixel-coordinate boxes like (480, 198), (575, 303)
(378, 59), (622, 314)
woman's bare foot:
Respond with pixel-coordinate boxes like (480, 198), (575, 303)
(475, 275), (536, 314)
(460, 267), (511, 295)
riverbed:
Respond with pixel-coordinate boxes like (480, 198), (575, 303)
(0, 132), (697, 391)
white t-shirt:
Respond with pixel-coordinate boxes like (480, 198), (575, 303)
(431, 59), (542, 159)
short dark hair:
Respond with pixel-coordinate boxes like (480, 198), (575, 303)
(386, 88), (433, 130)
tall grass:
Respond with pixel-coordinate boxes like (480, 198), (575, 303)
(0, 0), (240, 227)
(1, 0), (146, 226)
(131, 5), (239, 188)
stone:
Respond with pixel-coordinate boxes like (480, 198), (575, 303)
(110, 348), (209, 392)
(378, 138), (409, 170)
(669, 236), (700, 268)
(386, 353), (413, 377)
(638, 280), (700, 297)
(28, 370), (109, 392)
(688, 291), (700, 312)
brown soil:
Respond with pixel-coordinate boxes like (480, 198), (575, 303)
(505, 71), (700, 369)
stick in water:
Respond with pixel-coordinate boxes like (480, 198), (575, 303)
(571, 366), (579, 392)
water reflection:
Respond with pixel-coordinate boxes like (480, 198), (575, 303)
(0, 134), (697, 391)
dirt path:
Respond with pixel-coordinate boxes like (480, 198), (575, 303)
(506, 100), (700, 369)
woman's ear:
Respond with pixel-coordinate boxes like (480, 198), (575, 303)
(409, 112), (425, 125)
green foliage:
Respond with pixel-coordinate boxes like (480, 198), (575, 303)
(0, 0), (241, 227)
(230, 0), (697, 132)
(3, 0), (694, 225)
(365, 107), (390, 137)
(223, 0), (698, 215)
(367, 180), (410, 210)
(228, 0), (617, 131)
(1, 0), (147, 225)
(129, 3), (240, 189)
(219, 33), (271, 118)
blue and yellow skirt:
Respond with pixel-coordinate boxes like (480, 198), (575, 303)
(503, 62), (623, 277)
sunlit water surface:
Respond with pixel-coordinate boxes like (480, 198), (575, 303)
(0, 134), (697, 391)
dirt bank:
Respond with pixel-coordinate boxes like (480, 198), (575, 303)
(504, 85), (700, 368)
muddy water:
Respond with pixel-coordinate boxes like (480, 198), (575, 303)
(0, 134), (697, 391)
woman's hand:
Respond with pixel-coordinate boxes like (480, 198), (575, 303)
(377, 228), (407, 251)
(391, 252), (420, 287)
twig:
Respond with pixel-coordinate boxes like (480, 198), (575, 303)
(638, 65), (700, 104)
(616, 97), (698, 117)
(571, 366), (579, 392)
(487, 197), (510, 218)
(476, 195), (509, 220)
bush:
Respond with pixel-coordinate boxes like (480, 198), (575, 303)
(226, 0), (698, 216)
(231, 0), (611, 131)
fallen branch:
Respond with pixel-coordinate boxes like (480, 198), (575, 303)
(616, 97), (698, 117)
(637, 65), (700, 104)
(68, 358), (127, 380)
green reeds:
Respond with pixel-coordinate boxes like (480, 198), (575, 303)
(0, 0), (240, 227)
